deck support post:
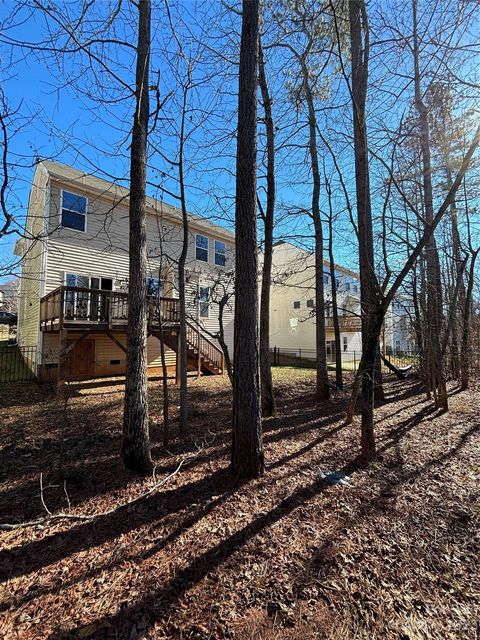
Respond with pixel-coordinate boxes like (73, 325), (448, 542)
(175, 333), (180, 385)
(57, 330), (68, 397)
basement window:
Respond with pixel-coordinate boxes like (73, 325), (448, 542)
(61, 191), (87, 232)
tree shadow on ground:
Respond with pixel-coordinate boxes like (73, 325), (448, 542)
(47, 456), (368, 640)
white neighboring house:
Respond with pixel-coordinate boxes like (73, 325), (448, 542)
(16, 160), (234, 381)
(269, 241), (414, 360)
(383, 297), (416, 354)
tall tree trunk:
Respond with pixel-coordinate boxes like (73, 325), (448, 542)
(258, 37), (276, 417)
(349, 0), (380, 459)
(300, 60), (329, 401)
(231, 0), (264, 479)
(122, 0), (153, 473)
(412, 0), (448, 411)
(178, 87), (189, 435)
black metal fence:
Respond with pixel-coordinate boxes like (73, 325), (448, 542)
(0, 344), (37, 383)
(270, 347), (419, 374)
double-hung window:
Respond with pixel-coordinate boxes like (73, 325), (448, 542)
(199, 286), (210, 318)
(214, 240), (226, 267)
(61, 191), (87, 232)
(196, 234), (208, 262)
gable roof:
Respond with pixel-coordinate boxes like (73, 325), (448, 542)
(38, 160), (235, 243)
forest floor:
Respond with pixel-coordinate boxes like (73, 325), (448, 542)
(0, 369), (478, 640)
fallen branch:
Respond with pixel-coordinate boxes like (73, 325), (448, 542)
(0, 449), (200, 532)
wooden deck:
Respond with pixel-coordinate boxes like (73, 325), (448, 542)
(40, 286), (180, 333)
(40, 286), (224, 377)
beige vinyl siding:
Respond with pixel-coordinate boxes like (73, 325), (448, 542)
(17, 166), (49, 349)
(42, 332), (176, 375)
(44, 175), (235, 356)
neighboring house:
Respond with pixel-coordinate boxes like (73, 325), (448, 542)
(269, 241), (414, 360)
(383, 297), (416, 354)
(16, 161), (234, 381)
(269, 242), (363, 361)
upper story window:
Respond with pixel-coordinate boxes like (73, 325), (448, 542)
(323, 273), (329, 285)
(61, 191), (87, 232)
(293, 300), (301, 309)
(352, 284), (358, 293)
(215, 240), (226, 267)
(196, 234), (208, 262)
(306, 299), (314, 308)
(345, 282), (350, 291)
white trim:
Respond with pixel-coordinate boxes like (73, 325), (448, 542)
(37, 179), (50, 372)
(60, 188), (88, 234)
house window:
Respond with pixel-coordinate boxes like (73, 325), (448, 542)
(323, 273), (329, 284)
(353, 284), (358, 293)
(146, 277), (161, 297)
(306, 299), (314, 308)
(293, 300), (300, 309)
(343, 336), (348, 352)
(199, 286), (210, 318)
(214, 240), (226, 267)
(61, 191), (87, 232)
(196, 234), (208, 262)
(345, 282), (350, 291)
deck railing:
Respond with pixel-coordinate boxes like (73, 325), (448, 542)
(325, 316), (362, 331)
(186, 321), (224, 372)
(40, 286), (180, 330)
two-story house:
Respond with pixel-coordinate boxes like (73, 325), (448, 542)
(16, 161), (234, 381)
(269, 241), (414, 361)
(269, 242), (363, 360)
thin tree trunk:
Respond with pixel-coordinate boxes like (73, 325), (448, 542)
(231, 0), (264, 479)
(300, 60), (329, 401)
(258, 37), (276, 417)
(326, 178), (342, 390)
(122, 0), (153, 473)
(460, 251), (478, 390)
(178, 87), (189, 434)
(218, 296), (233, 385)
(412, 0), (448, 411)
(349, 0), (379, 459)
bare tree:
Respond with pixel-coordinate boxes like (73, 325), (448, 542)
(258, 36), (276, 417)
(122, 0), (154, 472)
(231, 0), (264, 479)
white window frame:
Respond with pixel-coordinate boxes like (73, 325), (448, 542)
(195, 233), (209, 263)
(343, 336), (348, 352)
(214, 240), (226, 267)
(60, 189), (88, 233)
(199, 285), (210, 318)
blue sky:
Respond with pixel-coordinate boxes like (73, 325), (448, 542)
(1, 0), (478, 287)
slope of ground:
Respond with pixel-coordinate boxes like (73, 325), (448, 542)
(0, 369), (478, 639)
